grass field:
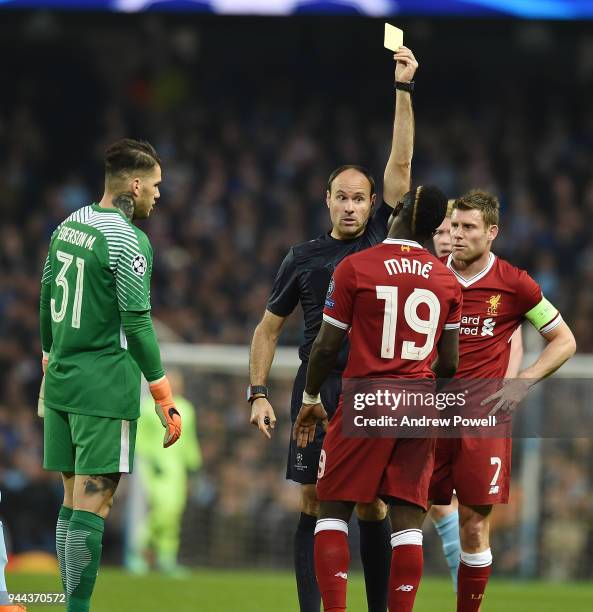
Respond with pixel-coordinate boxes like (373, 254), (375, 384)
(7, 569), (593, 611)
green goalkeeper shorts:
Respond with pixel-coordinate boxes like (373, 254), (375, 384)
(43, 406), (137, 474)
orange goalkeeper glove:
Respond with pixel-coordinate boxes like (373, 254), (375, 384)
(149, 376), (182, 448)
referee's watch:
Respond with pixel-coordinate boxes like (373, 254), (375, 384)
(247, 385), (268, 403)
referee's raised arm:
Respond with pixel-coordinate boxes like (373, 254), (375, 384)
(383, 46), (418, 208)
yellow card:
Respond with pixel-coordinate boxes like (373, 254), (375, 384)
(384, 23), (403, 52)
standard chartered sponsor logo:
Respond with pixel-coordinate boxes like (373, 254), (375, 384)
(459, 314), (497, 336)
(481, 318), (496, 336)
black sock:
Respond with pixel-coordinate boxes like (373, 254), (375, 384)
(358, 517), (391, 612)
(294, 512), (320, 612)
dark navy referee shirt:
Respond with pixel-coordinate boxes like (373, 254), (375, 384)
(266, 201), (392, 372)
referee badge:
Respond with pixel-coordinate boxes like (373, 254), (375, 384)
(325, 277), (336, 308)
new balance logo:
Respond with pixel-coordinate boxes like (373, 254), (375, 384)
(489, 485), (500, 494)
(334, 572), (348, 580)
(395, 584), (415, 592)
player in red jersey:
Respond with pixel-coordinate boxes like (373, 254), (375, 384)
(293, 185), (462, 612)
(429, 201), (524, 595)
(428, 190), (576, 612)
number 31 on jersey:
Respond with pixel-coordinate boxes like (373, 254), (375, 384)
(51, 249), (85, 328)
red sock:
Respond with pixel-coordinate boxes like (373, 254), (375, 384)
(388, 529), (423, 612)
(314, 519), (350, 612)
(457, 549), (492, 612)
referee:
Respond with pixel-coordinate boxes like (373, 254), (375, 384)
(248, 46), (418, 612)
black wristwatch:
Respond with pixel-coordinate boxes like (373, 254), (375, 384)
(247, 385), (268, 403)
(394, 80), (414, 93)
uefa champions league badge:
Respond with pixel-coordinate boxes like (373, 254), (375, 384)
(131, 254), (147, 276)
(325, 277), (336, 308)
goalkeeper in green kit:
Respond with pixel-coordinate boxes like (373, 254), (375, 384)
(39, 139), (182, 612)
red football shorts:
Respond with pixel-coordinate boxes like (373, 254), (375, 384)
(316, 404), (436, 510)
(429, 437), (512, 506)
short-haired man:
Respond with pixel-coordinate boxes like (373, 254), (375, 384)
(40, 138), (182, 612)
(429, 200), (523, 595)
(432, 200), (455, 259)
(249, 47), (418, 612)
(429, 190), (576, 612)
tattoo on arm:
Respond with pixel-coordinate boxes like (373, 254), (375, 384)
(83, 474), (121, 497)
(113, 193), (135, 220)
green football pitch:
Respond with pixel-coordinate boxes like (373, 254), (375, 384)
(8, 569), (593, 611)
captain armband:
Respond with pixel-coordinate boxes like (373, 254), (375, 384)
(525, 297), (562, 334)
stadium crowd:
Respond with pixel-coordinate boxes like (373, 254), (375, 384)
(0, 13), (592, 575)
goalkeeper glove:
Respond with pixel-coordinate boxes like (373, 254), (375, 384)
(38, 354), (49, 418)
(149, 376), (182, 448)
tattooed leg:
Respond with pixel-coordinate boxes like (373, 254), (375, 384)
(83, 474), (120, 496)
(66, 474), (122, 608)
(73, 473), (121, 519)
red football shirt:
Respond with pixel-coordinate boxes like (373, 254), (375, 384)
(323, 238), (462, 379)
(444, 252), (557, 378)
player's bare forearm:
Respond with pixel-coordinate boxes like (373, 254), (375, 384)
(518, 321), (576, 384)
(305, 322), (346, 395)
(505, 327), (524, 378)
(432, 328), (459, 381)
(305, 345), (338, 396)
(249, 310), (285, 385)
(383, 46), (418, 207)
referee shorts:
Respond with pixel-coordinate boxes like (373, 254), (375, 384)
(286, 362), (342, 485)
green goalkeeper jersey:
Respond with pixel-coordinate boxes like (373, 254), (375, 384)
(42, 204), (153, 420)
